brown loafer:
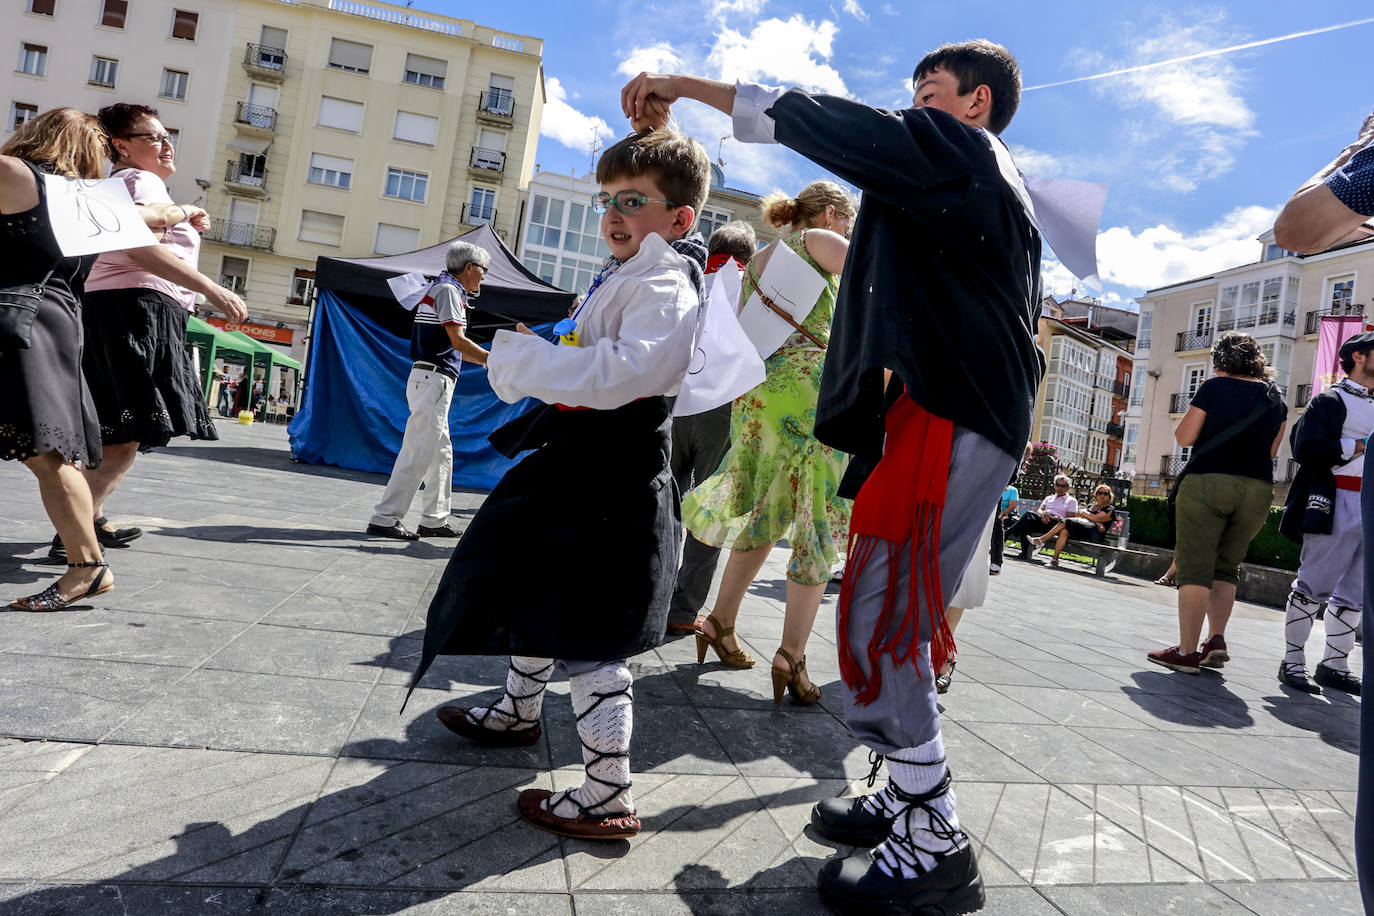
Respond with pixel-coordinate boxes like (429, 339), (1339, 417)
(435, 706), (542, 746)
(516, 788), (640, 840)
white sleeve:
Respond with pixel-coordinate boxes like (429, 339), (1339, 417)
(1340, 438), (1359, 462)
(485, 273), (697, 409)
(732, 81), (786, 144)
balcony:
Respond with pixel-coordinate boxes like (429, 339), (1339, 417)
(1160, 455), (1187, 477)
(1295, 383), (1312, 408)
(476, 89), (514, 126)
(1175, 328), (1212, 352)
(1305, 305), (1364, 335)
(243, 43), (287, 81)
(1128, 392), (1145, 408)
(1169, 392), (1193, 414)
(461, 202), (496, 226)
(201, 218), (275, 250)
(469, 147), (506, 175)
(233, 101), (277, 136)
(224, 160), (267, 196)
(1105, 421), (1126, 439)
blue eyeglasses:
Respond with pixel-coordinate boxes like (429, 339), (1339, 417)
(591, 189), (680, 215)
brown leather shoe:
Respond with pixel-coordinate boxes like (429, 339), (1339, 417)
(516, 788), (640, 840)
(434, 706), (542, 746)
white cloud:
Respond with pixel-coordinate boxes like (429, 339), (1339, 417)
(880, 3), (898, 13)
(1009, 144), (1067, 177)
(706, 15), (848, 95)
(842, 0), (868, 22)
(1096, 204), (1278, 292)
(541, 77), (615, 152)
(616, 42), (683, 78)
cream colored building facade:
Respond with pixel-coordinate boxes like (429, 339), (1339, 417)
(5, 0), (235, 202)
(1128, 230), (1374, 501)
(200, 0), (545, 356)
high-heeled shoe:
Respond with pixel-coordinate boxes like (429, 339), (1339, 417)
(695, 613), (755, 668)
(9, 561), (113, 611)
(771, 648), (821, 706)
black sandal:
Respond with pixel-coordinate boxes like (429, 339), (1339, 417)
(935, 658), (957, 694)
(9, 561), (113, 611)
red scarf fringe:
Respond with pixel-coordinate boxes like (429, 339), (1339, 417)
(837, 395), (956, 706)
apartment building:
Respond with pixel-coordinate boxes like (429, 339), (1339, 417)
(516, 163), (782, 296)
(1031, 297), (1133, 476)
(198, 0), (544, 356)
(5, 0), (235, 202)
(1129, 228), (1374, 500)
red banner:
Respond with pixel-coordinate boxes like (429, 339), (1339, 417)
(207, 317), (294, 344)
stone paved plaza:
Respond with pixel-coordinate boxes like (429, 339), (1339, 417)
(0, 420), (1364, 914)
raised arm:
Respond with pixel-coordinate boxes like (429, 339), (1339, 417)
(1274, 110), (1374, 253)
(123, 244), (246, 322)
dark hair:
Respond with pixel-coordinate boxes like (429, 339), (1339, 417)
(913, 39), (1021, 135)
(97, 102), (158, 139)
(1341, 344), (1374, 374)
(1211, 330), (1273, 379)
(707, 220), (756, 264)
(596, 128), (711, 229)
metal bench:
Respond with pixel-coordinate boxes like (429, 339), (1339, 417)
(1025, 509), (1157, 578)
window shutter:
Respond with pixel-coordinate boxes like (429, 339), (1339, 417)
(328, 38), (372, 73)
(375, 223), (420, 255)
(404, 53), (446, 79)
(317, 97), (364, 132)
(299, 210), (345, 247)
(393, 111), (438, 145)
(171, 9), (198, 40)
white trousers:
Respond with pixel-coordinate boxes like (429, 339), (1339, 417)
(370, 367), (454, 529)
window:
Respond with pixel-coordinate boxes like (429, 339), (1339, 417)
(523, 250), (558, 284)
(164, 128), (179, 152)
(393, 111), (438, 145)
(1190, 300), (1212, 334)
(233, 154), (265, 187)
(289, 268), (315, 305)
(483, 74), (515, 115)
(1329, 275), (1356, 311)
(327, 38), (371, 74)
(697, 207), (731, 240)
(100, 0), (126, 28)
(1088, 436), (1107, 467)
(307, 153), (352, 189)
(159, 69), (188, 100)
(27, 0), (54, 15)
(526, 194), (563, 249)
(562, 201), (610, 258)
(375, 223), (419, 255)
(1136, 307), (1152, 351)
(403, 53), (446, 89)
(383, 167), (427, 202)
(1265, 243), (1296, 261)
(220, 256), (249, 295)
(558, 258), (601, 295)
(299, 209), (345, 247)
(317, 96), (363, 132)
(256, 26), (286, 69)
(170, 9), (198, 40)
(468, 186), (496, 223)
(89, 56), (119, 88)
(10, 102), (37, 131)
(18, 44), (46, 77)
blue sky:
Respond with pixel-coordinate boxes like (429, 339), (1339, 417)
(436, 1), (1372, 309)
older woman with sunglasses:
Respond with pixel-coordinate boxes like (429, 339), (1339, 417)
(47, 103), (247, 560)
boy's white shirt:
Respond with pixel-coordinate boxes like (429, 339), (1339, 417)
(486, 232), (701, 409)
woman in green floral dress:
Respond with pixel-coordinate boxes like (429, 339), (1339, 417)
(683, 180), (855, 705)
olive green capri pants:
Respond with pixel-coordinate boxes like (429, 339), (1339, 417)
(1173, 473), (1274, 588)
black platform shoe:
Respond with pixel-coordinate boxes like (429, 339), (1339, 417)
(1314, 662), (1361, 696)
(818, 845), (985, 915)
(1278, 662), (1322, 695)
(811, 794), (896, 848)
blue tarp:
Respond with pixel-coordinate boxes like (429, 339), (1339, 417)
(288, 290), (550, 491)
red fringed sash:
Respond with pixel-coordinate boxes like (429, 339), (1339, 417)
(837, 395), (956, 706)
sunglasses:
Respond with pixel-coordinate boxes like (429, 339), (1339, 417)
(125, 132), (174, 146)
(591, 189), (679, 215)
(466, 262), (487, 275)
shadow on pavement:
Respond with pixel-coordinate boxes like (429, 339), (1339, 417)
(1120, 670), (1255, 728)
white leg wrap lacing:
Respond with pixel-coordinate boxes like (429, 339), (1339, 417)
(544, 661), (635, 819)
(1283, 590), (1321, 677)
(871, 735), (968, 879)
(1322, 605), (1360, 672)
(465, 656), (553, 732)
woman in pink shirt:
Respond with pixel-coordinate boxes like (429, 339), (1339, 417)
(49, 103), (246, 560)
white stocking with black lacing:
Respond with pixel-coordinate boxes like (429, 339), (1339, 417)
(544, 661), (634, 819)
(1322, 604), (1360, 672)
(1283, 590), (1321, 677)
(871, 736), (967, 879)
(464, 656), (553, 733)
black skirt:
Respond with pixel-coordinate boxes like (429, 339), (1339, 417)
(412, 398), (680, 684)
(82, 288), (217, 448)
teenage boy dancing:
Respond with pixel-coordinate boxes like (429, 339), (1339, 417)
(407, 128), (711, 840)
(624, 39), (1041, 913)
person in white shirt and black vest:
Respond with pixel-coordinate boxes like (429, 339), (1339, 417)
(1278, 330), (1374, 696)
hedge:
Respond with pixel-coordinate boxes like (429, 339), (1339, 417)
(1126, 494), (1300, 571)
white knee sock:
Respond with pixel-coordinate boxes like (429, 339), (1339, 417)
(546, 661), (635, 819)
(1322, 604), (1359, 672)
(465, 656), (553, 732)
(1283, 590), (1321, 675)
(871, 735), (967, 879)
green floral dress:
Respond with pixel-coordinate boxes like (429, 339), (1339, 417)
(681, 230), (851, 585)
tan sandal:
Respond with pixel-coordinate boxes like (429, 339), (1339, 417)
(771, 648), (821, 706)
(695, 614), (755, 668)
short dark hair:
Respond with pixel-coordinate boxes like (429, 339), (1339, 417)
(596, 128), (711, 231)
(1211, 330), (1272, 379)
(707, 221), (756, 264)
(913, 39), (1021, 135)
(96, 103), (158, 140)
(1340, 344), (1374, 374)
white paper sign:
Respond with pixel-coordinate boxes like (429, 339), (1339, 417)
(43, 174), (158, 257)
(1024, 176), (1110, 294)
(674, 265), (767, 417)
(737, 242), (827, 358)
(387, 271), (431, 311)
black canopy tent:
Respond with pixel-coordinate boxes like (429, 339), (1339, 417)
(313, 223), (575, 342)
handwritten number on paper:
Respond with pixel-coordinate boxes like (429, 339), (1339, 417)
(70, 180), (123, 237)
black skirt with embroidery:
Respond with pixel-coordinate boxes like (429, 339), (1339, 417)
(412, 397), (680, 683)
